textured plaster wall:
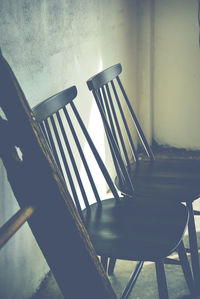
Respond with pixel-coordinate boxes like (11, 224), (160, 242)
(0, 1), (138, 298)
(153, 0), (200, 149)
(136, 0), (154, 145)
(0, 162), (49, 299)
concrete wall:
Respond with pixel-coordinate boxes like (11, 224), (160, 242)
(136, 0), (200, 150)
(0, 1), (138, 298)
(153, 0), (200, 149)
(0, 161), (49, 299)
(136, 0), (154, 145)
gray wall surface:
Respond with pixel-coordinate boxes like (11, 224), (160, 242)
(153, 0), (200, 148)
(0, 1), (138, 298)
(134, 0), (200, 150)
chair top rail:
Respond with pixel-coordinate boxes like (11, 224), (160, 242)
(33, 86), (77, 122)
(87, 64), (122, 90)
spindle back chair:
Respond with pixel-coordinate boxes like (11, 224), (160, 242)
(33, 86), (194, 299)
(86, 64), (200, 294)
(86, 63), (200, 184)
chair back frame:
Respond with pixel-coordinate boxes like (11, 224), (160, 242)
(87, 64), (155, 169)
(33, 86), (121, 220)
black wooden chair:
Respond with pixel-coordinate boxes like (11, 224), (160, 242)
(33, 86), (194, 299)
(86, 64), (200, 294)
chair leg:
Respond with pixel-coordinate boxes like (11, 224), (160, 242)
(100, 256), (108, 272)
(177, 241), (195, 295)
(121, 261), (144, 299)
(155, 260), (169, 299)
(187, 201), (200, 294)
(108, 258), (117, 276)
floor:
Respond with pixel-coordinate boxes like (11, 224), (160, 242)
(31, 214), (200, 299)
(31, 260), (199, 299)
(31, 148), (200, 299)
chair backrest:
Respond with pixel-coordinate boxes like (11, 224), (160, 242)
(86, 63), (155, 168)
(33, 86), (120, 220)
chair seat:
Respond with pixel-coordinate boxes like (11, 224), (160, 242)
(115, 160), (200, 203)
(83, 198), (188, 261)
(116, 177), (200, 203)
(130, 159), (200, 181)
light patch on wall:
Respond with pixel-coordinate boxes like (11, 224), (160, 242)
(78, 100), (107, 207)
(0, 107), (7, 120)
(78, 58), (108, 206)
